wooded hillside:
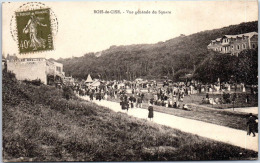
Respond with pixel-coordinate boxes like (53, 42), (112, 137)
(57, 21), (258, 82)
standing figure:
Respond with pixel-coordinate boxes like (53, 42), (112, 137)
(247, 113), (258, 137)
(137, 95), (142, 108)
(246, 94), (250, 104)
(148, 104), (154, 121)
(23, 13), (47, 50)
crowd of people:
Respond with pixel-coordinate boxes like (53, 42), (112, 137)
(71, 79), (255, 110)
(68, 78), (258, 136)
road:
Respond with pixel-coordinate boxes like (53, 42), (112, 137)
(80, 96), (258, 152)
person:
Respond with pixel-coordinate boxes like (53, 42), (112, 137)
(23, 13), (47, 50)
(206, 93), (209, 99)
(132, 96), (136, 108)
(148, 103), (154, 121)
(90, 92), (94, 101)
(149, 98), (154, 105)
(129, 95), (134, 108)
(246, 94), (250, 104)
(125, 95), (129, 112)
(247, 113), (258, 137)
(120, 95), (124, 110)
(104, 92), (108, 100)
(137, 95), (142, 108)
(183, 104), (189, 110)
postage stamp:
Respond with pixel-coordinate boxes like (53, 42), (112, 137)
(15, 8), (53, 54)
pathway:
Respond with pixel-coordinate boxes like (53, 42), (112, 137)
(81, 96), (258, 152)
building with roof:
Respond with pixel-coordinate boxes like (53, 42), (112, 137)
(46, 60), (65, 84)
(7, 57), (65, 85)
(207, 32), (258, 56)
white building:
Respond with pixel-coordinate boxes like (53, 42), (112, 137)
(207, 32), (258, 56)
(7, 58), (64, 84)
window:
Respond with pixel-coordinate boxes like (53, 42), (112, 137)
(237, 45), (240, 50)
(56, 66), (61, 72)
(220, 47), (222, 51)
(243, 44), (246, 49)
(252, 44), (256, 48)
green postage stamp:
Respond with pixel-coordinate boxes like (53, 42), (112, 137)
(16, 8), (53, 53)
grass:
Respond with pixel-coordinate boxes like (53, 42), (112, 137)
(141, 103), (252, 131)
(3, 72), (258, 161)
(182, 92), (258, 109)
(107, 95), (254, 131)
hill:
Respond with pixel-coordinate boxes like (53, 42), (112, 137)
(2, 71), (258, 161)
(57, 21), (257, 81)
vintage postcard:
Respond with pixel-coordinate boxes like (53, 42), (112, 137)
(2, 1), (258, 162)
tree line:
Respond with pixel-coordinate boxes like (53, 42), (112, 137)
(57, 21), (258, 84)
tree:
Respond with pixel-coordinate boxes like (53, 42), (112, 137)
(236, 49), (258, 85)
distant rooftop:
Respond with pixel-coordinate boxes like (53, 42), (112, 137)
(224, 31), (258, 39)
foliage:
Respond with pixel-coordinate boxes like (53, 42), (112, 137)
(236, 49), (258, 84)
(2, 71), (258, 161)
(57, 21), (258, 82)
(23, 79), (43, 86)
(62, 86), (74, 100)
(194, 49), (258, 84)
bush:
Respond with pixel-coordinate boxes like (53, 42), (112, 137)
(3, 134), (40, 158)
(62, 86), (74, 100)
(2, 69), (258, 161)
(24, 79), (43, 86)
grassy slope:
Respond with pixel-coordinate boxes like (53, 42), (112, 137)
(3, 72), (258, 161)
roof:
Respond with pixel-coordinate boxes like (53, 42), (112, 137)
(215, 38), (222, 42)
(224, 32), (258, 39)
(209, 32), (258, 45)
(91, 81), (100, 87)
(211, 38), (221, 42)
(85, 74), (93, 83)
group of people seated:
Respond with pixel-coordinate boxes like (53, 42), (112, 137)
(150, 98), (190, 110)
(202, 97), (222, 105)
(201, 93), (234, 105)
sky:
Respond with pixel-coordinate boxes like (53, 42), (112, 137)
(2, 1), (258, 59)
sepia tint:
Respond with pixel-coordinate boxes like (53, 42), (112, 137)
(2, 1), (258, 162)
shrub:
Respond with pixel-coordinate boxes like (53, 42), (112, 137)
(62, 86), (74, 100)
(23, 79), (43, 86)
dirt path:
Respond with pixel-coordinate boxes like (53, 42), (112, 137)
(81, 96), (258, 152)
